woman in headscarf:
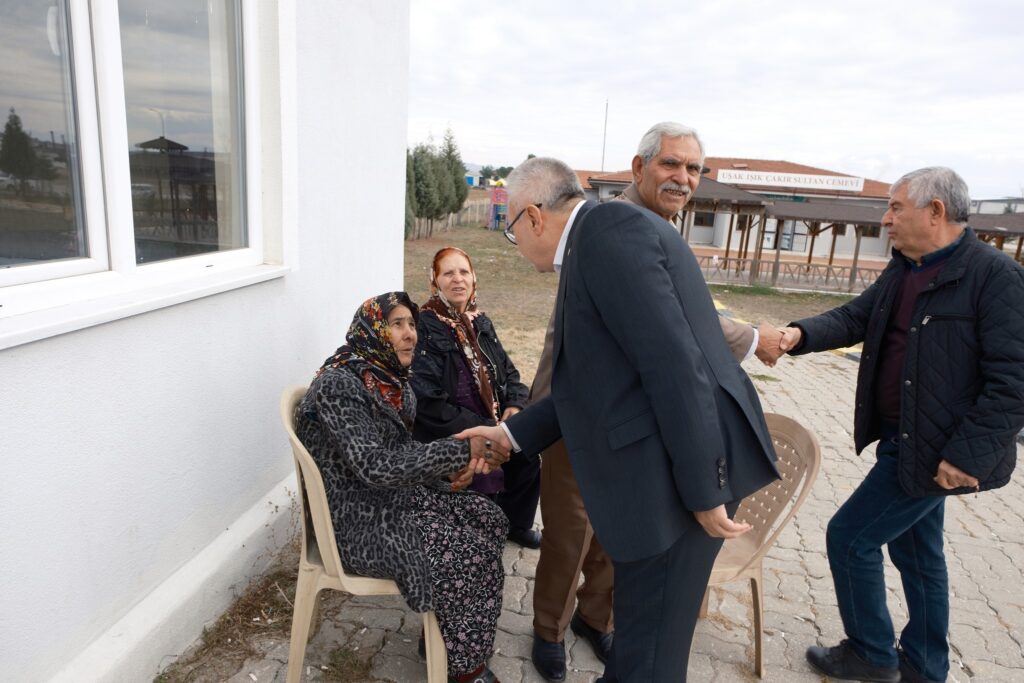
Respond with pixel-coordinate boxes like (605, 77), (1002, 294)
(296, 291), (507, 683)
(411, 247), (542, 549)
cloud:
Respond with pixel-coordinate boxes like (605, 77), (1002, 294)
(408, 0), (1024, 196)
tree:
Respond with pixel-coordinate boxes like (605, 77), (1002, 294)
(495, 165), (514, 179)
(411, 143), (440, 237)
(440, 128), (468, 215)
(404, 150), (418, 239)
(480, 165), (495, 182)
(0, 108), (39, 191)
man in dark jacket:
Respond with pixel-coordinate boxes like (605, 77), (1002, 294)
(776, 167), (1024, 683)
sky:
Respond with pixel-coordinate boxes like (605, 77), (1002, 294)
(408, 0), (1024, 199)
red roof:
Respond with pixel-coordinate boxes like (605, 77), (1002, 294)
(574, 170), (603, 190)
(581, 157), (889, 199)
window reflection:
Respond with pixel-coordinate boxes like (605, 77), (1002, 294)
(119, 0), (246, 264)
(0, 0), (85, 268)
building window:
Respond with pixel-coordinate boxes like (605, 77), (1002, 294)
(860, 224), (881, 238)
(832, 223), (847, 236)
(694, 211), (716, 227)
(119, 0), (246, 264)
(2, 0), (271, 344)
(1, 0), (249, 285)
(0, 1), (89, 278)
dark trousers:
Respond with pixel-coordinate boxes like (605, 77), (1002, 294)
(827, 439), (949, 681)
(599, 505), (734, 683)
(494, 450), (541, 532)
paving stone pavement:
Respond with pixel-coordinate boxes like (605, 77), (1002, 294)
(228, 351), (1024, 683)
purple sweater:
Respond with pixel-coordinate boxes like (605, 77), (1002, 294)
(874, 238), (961, 425)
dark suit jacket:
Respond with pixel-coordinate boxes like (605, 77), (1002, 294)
(508, 200), (779, 562)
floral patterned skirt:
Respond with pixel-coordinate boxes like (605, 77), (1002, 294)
(411, 488), (508, 675)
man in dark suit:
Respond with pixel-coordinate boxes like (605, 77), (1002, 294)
(457, 154), (779, 681)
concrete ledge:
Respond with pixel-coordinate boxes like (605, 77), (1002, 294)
(50, 473), (297, 683)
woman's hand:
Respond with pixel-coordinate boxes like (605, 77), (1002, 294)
(448, 466), (474, 492)
(500, 406), (521, 422)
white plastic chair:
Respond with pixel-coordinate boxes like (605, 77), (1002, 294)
(700, 412), (821, 677)
(280, 385), (447, 682)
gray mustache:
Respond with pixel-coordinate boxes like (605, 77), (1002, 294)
(659, 182), (690, 195)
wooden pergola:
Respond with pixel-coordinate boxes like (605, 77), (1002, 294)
(681, 178), (769, 258)
(761, 200), (886, 290)
(969, 213), (1024, 262)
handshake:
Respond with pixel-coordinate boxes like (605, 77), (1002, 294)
(754, 323), (803, 367)
(447, 431), (512, 492)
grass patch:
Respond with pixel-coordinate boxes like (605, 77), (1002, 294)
(153, 565), (298, 682)
(710, 284), (780, 297)
(323, 646), (375, 682)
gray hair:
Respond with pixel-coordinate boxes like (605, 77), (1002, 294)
(636, 122), (705, 165)
(891, 167), (971, 223)
(506, 157), (584, 210)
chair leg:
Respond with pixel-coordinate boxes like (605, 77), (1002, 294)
(286, 566), (321, 683)
(422, 611), (448, 683)
(699, 586), (710, 618)
(750, 573), (764, 678)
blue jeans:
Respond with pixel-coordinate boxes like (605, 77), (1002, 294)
(826, 439), (949, 681)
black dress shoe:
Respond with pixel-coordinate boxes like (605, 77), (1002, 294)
(532, 635), (566, 681)
(508, 526), (542, 549)
(806, 640), (899, 682)
(570, 609), (613, 664)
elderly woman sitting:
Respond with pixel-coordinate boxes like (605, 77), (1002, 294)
(296, 292), (508, 683)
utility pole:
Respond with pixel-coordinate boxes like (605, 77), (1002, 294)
(601, 99), (608, 171)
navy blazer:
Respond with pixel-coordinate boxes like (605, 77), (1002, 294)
(507, 200), (779, 562)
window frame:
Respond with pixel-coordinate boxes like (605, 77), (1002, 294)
(0, 0), (287, 350)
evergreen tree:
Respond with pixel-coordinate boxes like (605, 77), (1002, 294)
(411, 143), (440, 235)
(0, 108), (39, 189)
(404, 150), (418, 239)
(440, 128), (468, 214)
(479, 165), (495, 182)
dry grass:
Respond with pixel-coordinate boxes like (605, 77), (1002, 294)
(154, 560), (298, 683)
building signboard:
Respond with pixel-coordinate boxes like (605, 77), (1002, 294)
(718, 169), (865, 193)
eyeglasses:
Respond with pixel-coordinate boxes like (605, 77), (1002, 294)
(504, 203), (541, 245)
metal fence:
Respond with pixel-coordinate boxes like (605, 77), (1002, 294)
(697, 255), (885, 293)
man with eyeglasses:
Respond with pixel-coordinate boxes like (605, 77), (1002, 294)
(458, 154), (780, 682)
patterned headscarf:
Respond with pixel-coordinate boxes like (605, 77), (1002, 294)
(317, 292), (419, 428)
(420, 247), (501, 421)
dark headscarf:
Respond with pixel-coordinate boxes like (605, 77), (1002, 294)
(317, 291), (419, 428)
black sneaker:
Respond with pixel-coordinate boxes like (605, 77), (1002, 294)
(806, 640), (900, 682)
(898, 650), (944, 683)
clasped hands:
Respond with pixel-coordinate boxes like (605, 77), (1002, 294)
(447, 425), (513, 491)
(754, 323), (803, 367)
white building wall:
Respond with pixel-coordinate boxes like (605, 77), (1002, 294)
(0, 2), (411, 682)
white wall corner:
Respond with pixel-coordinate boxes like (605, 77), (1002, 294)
(48, 474), (298, 683)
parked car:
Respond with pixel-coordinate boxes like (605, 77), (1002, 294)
(0, 172), (16, 190)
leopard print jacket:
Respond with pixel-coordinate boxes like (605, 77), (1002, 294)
(296, 366), (472, 611)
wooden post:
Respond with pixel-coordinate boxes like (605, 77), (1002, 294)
(848, 225), (864, 292)
(807, 221), (819, 265)
(827, 224), (839, 266)
(1016, 236), (1023, 262)
(771, 216), (783, 286)
(723, 211), (736, 262)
